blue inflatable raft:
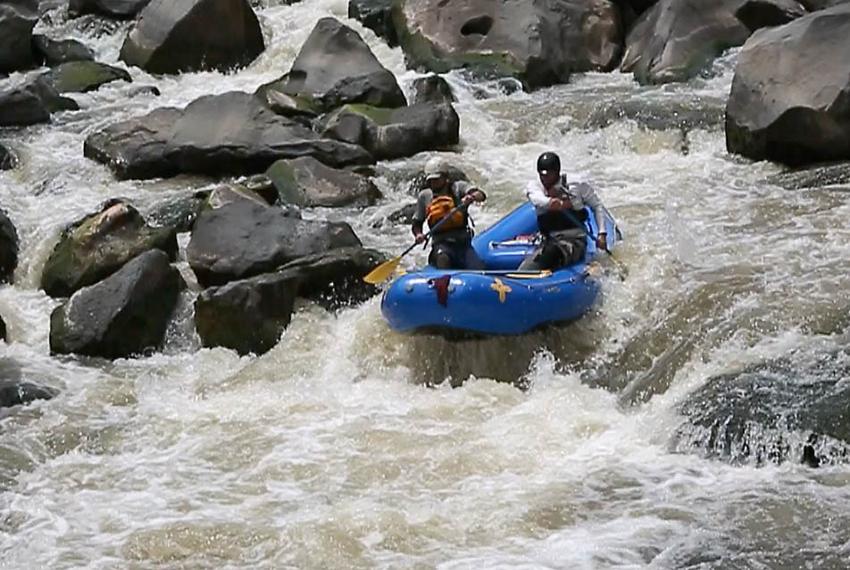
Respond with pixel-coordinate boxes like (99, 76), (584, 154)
(380, 202), (620, 336)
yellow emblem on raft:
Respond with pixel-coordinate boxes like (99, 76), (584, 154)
(490, 278), (512, 303)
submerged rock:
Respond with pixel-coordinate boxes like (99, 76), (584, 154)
(39, 61), (131, 93)
(41, 199), (177, 298)
(49, 250), (181, 358)
(349, 0), (398, 47)
(68, 0), (152, 19)
(410, 74), (456, 105)
(673, 349), (850, 466)
(765, 162), (850, 189)
(0, 143), (16, 170)
(120, 0), (264, 74)
(0, 209), (18, 284)
(0, 75), (79, 127)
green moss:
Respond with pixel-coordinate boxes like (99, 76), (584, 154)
(264, 161), (305, 206)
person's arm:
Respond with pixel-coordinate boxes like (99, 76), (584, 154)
(411, 191), (429, 242)
(576, 182), (608, 247)
(457, 181), (486, 205)
(525, 180), (556, 210)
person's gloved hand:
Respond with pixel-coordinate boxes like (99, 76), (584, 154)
(414, 232), (427, 244)
(596, 232), (608, 251)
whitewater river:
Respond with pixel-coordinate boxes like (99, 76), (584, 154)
(2, 1), (849, 567)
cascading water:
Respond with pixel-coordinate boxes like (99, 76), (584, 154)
(1, 1), (849, 567)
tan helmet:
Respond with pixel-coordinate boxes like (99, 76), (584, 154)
(424, 157), (450, 181)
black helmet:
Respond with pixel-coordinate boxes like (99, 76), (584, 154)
(536, 152), (560, 175)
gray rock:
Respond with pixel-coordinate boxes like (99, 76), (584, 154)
(68, 0), (152, 19)
(411, 74), (455, 105)
(322, 102), (459, 161)
(84, 91), (374, 180)
(584, 97), (725, 132)
(39, 61), (131, 93)
(32, 35), (95, 66)
(0, 209), (19, 284)
(194, 246), (383, 355)
(41, 199), (177, 298)
(621, 0), (750, 84)
(392, 0), (622, 89)
(186, 199), (363, 286)
(120, 0), (264, 74)
(259, 17), (406, 113)
(673, 349), (850, 466)
(726, 5), (850, 165)
(735, 0), (807, 31)
(265, 156), (382, 207)
(0, 143), (17, 170)
(0, 1), (39, 73)
(349, 0), (397, 47)
(0, 75), (79, 127)
(49, 249), (181, 358)
(765, 162), (850, 189)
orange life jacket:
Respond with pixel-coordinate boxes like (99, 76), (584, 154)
(427, 194), (466, 232)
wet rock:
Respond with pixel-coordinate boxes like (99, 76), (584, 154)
(0, 143), (15, 170)
(143, 191), (209, 233)
(0, 209), (19, 284)
(726, 5), (850, 166)
(799, 0), (850, 10)
(50, 250), (181, 358)
(322, 102), (459, 161)
(349, 0), (398, 47)
(204, 182), (273, 210)
(584, 97), (726, 132)
(371, 202), (416, 228)
(195, 246), (383, 355)
(0, 314), (5, 342)
(735, 0), (807, 31)
(259, 17), (405, 114)
(32, 35), (95, 66)
(120, 0), (264, 74)
(0, 75), (79, 127)
(621, 0), (750, 84)
(411, 74), (455, 105)
(259, 90), (320, 124)
(39, 61), (131, 93)
(68, 0), (152, 18)
(0, 381), (57, 408)
(186, 199), (362, 287)
(84, 91), (374, 180)
(41, 199), (178, 298)
(0, 1), (39, 73)
(265, 156), (382, 207)
(673, 350), (850, 466)
(765, 162), (850, 189)
(392, 0), (622, 90)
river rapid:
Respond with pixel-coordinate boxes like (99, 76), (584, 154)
(2, 1), (850, 568)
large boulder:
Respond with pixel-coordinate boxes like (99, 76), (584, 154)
(32, 35), (95, 66)
(673, 350), (850, 466)
(391, 0), (622, 89)
(49, 250), (181, 358)
(0, 209), (18, 284)
(349, 0), (398, 47)
(68, 0), (152, 18)
(0, 75), (78, 127)
(620, 0), (750, 84)
(41, 199), (177, 298)
(119, 0), (264, 74)
(39, 61), (131, 93)
(186, 199), (363, 286)
(194, 247), (383, 355)
(322, 102), (459, 160)
(84, 91), (375, 180)
(259, 17), (405, 113)
(265, 156), (382, 207)
(735, 0), (807, 31)
(726, 5), (850, 166)
(0, 1), (38, 73)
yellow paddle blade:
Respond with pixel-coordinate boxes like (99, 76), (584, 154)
(362, 256), (403, 284)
